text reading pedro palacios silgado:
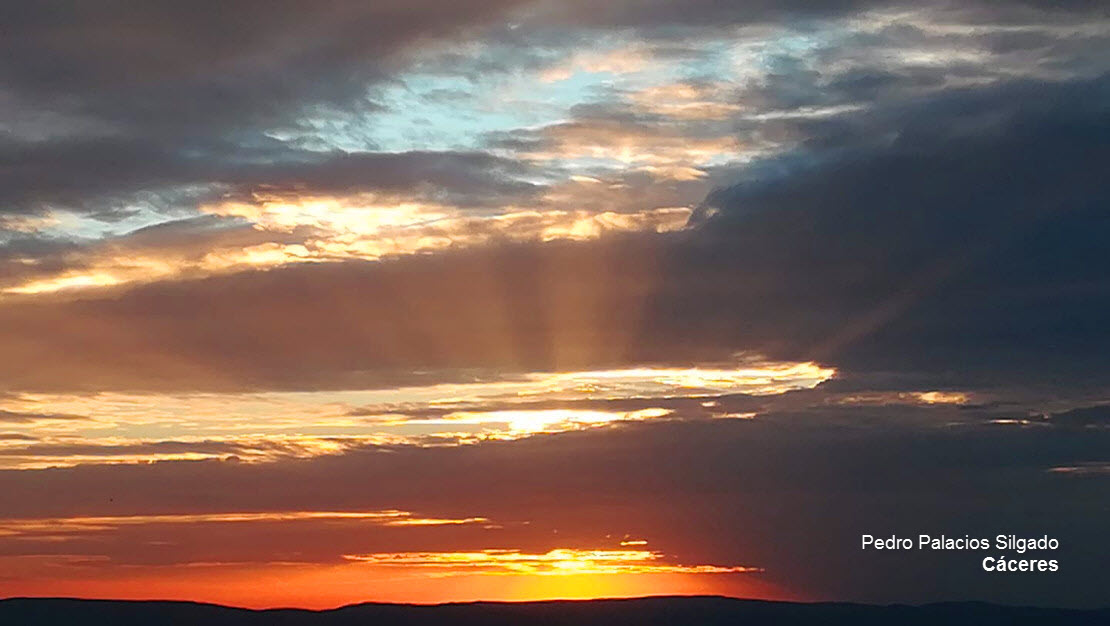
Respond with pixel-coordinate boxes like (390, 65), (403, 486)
(861, 534), (1060, 572)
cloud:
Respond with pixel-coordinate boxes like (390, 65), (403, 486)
(668, 74), (1110, 382)
(0, 436), (388, 470)
(2, 0), (1109, 612)
(0, 238), (670, 392)
(492, 114), (748, 175)
(0, 411), (1105, 605)
(1046, 405), (1110, 428)
(0, 0), (544, 224)
(0, 71), (1107, 393)
(0, 0), (529, 133)
(0, 138), (540, 216)
(525, 0), (1108, 31)
(5, 0), (1103, 221)
(0, 509), (489, 539)
(0, 409), (90, 424)
(1048, 463), (1110, 475)
(343, 547), (759, 575)
(0, 360), (832, 468)
(0, 202), (691, 295)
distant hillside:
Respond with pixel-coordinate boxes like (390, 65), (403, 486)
(2, 596), (1107, 625)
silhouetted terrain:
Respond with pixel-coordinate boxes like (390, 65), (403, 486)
(2, 596), (1107, 625)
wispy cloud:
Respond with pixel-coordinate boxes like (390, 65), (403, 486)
(0, 359), (833, 468)
(343, 547), (760, 576)
(0, 510), (490, 539)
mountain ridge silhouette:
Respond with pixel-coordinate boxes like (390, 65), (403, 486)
(2, 595), (1107, 625)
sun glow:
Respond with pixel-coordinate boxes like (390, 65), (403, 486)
(519, 362), (835, 398)
(420, 407), (673, 437)
(343, 548), (761, 576)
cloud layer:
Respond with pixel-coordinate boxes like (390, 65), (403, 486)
(1, 0), (1108, 610)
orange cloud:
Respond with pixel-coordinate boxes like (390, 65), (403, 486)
(4, 199), (691, 297)
(342, 547), (761, 576)
(0, 360), (834, 467)
(0, 510), (489, 539)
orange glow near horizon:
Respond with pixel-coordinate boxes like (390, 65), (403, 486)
(0, 508), (791, 609)
(0, 560), (797, 610)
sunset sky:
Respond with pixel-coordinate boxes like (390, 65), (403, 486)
(1, 0), (1109, 610)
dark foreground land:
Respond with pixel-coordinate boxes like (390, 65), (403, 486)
(2, 596), (1107, 625)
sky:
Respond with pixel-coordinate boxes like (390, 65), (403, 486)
(0, 0), (1109, 610)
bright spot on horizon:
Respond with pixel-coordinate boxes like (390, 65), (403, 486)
(343, 547), (761, 576)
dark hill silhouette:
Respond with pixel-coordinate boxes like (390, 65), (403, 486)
(1, 596), (1107, 625)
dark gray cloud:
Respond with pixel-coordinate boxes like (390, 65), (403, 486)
(0, 134), (542, 216)
(526, 0), (1107, 31)
(670, 75), (1110, 382)
(0, 409), (90, 424)
(0, 0), (528, 128)
(0, 0), (538, 217)
(1046, 405), (1110, 428)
